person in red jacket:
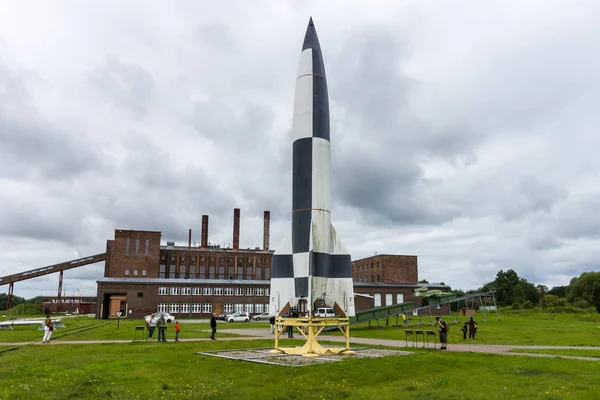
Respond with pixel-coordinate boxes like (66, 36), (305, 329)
(174, 321), (181, 342)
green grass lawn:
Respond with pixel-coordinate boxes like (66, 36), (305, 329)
(509, 349), (600, 358)
(0, 316), (261, 342)
(1, 340), (599, 400)
(331, 310), (600, 346)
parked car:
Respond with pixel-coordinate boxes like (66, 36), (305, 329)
(315, 307), (335, 318)
(252, 312), (270, 321)
(144, 312), (176, 323)
(226, 312), (250, 322)
(217, 312), (232, 321)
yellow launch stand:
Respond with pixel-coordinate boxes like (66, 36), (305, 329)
(270, 316), (355, 357)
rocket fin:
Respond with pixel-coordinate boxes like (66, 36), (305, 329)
(270, 224), (295, 316)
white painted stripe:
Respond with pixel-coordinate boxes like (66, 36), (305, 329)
(311, 210), (331, 253)
(311, 138), (330, 211)
(269, 277), (296, 315)
(293, 251), (310, 278)
(292, 50), (313, 141)
(330, 223), (351, 255)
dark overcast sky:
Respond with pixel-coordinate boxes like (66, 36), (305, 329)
(1, 1), (599, 299)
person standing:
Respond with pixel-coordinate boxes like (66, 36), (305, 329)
(435, 316), (448, 350)
(42, 313), (53, 343)
(269, 315), (276, 334)
(157, 315), (167, 342)
(147, 314), (157, 342)
(461, 322), (468, 340)
(210, 313), (217, 340)
(468, 317), (478, 339)
(174, 321), (181, 342)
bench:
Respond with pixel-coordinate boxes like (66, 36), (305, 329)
(404, 329), (414, 347)
(134, 326), (146, 341)
(425, 330), (437, 348)
(413, 329), (425, 347)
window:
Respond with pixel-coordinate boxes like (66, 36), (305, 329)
(265, 304), (269, 313)
(169, 264), (176, 279)
(265, 288), (270, 296)
(159, 264), (166, 278)
(125, 238), (130, 256)
(228, 266), (234, 279)
(199, 265), (206, 278)
(235, 288), (243, 296)
(245, 288), (254, 296)
(214, 288), (223, 296)
(135, 239), (140, 256)
(170, 287), (180, 296)
(255, 304), (263, 313)
(145, 239), (149, 256)
(158, 287), (168, 295)
(256, 288), (264, 296)
(189, 265), (196, 278)
(181, 303), (190, 314)
(179, 265), (186, 279)
(237, 267), (243, 280)
(203, 288), (212, 296)
(265, 268), (271, 280)
(142, 269), (147, 276)
(202, 303), (212, 313)
(224, 288), (233, 296)
(181, 287), (191, 296)
(218, 266), (225, 279)
(256, 267), (262, 280)
(158, 303), (168, 312)
(385, 293), (393, 306)
(193, 287), (202, 295)
(133, 270), (138, 276)
(396, 293), (404, 304)
(169, 303), (180, 313)
(246, 267), (252, 279)
(235, 304), (244, 312)
(245, 304), (253, 313)
(374, 293), (382, 307)
(224, 303), (234, 313)
(192, 303), (202, 313)
(137, 292), (143, 298)
(124, 269), (130, 276)
(209, 266), (215, 279)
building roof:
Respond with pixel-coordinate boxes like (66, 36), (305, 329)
(353, 282), (450, 289)
(159, 245), (275, 254)
(97, 277), (271, 285)
(351, 254), (418, 262)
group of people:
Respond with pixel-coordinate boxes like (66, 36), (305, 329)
(435, 316), (479, 350)
(145, 313), (217, 341)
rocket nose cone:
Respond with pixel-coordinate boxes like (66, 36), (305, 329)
(302, 17), (320, 51)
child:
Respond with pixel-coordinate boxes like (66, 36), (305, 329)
(174, 321), (181, 342)
(461, 322), (468, 340)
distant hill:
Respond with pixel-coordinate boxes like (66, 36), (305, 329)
(1, 302), (44, 318)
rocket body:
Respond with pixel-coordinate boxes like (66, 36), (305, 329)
(270, 19), (355, 317)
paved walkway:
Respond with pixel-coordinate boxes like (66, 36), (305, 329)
(2, 327), (599, 361)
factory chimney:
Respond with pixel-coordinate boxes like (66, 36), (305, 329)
(201, 215), (209, 248)
(233, 208), (240, 250)
(263, 211), (270, 251)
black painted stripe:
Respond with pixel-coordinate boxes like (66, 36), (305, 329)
(312, 49), (330, 141)
(271, 254), (294, 278)
(292, 137), (312, 211)
(292, 210), (311, 253)
(295, 277), (309, 298)
(311, 252), (352, 278)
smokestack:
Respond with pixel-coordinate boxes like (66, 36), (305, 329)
(263, 211), (270, 251)
(201, 215), (209, 248)
(233, 208), (240, 250)
(188, 228), (192, 248)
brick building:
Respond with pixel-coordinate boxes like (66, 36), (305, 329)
(96, 209), (448, 319)
(42, 296), (97, 314)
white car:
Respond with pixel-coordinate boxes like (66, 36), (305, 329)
(252, 312), (270, 321)
(227, 312), (250, 322)
(316, 307), (335, 318)
(144, 312), (176, 323)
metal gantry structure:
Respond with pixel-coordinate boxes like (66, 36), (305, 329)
(0, 253), (106, 310)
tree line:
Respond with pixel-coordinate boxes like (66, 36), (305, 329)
(453, 269), (600, 312)
(0, 294), (42, 312)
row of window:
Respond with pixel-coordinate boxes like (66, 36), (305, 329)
(354, 261), (380, 272)
(371, 293), (405, 307)
(356, 275), (381, 282)
(125, 238), (150, 257)
(124, 269), (147, 277)
(162, 254), (271, 267)
(158, 287), (270, 296)
(158, 264), (271, 280)
(157, 303), (269, 314)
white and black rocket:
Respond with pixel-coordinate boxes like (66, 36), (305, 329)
(270, 18), (355, 317)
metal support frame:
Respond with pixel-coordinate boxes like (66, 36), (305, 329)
(7, 282), (14, 310)
(271, 316), (355, 357)
(57, 271), (64, 313)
